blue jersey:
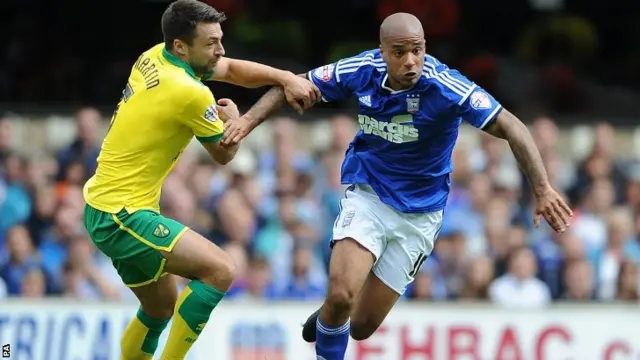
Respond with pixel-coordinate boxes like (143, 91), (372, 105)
(307, 49), (503, 213)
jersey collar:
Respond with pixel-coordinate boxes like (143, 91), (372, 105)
(161, 47), (214, 81)
(380, 73), (418, 94)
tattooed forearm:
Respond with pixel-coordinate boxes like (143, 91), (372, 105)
(484, 109), (550, 195)
(244, 86), (287, 127)
(244, 73), (309, 128)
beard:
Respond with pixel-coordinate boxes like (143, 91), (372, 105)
(189, 61), (215, 76)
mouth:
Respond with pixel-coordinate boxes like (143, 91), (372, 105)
(404, 71), (418, 79)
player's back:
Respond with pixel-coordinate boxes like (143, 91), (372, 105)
(84, 44), (217, 214)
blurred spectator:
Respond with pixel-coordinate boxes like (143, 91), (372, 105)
(489, 247), (552, 308)
(282, 245), (325, 300)
(0, 276), (6, 300)
(0, 153), (32, 234)
(0, 115), (13, 165)
(62, 236), (121, 300)
(561, 260), (595, 301)
(56, 107), (102, 181)
(570, 123), (627, 205)
(615, 261), (639, 301)
(596, 207), (634, 300)
(409, 271), (433, 300)
(0, 225), (43, 295)
(20, 268), (46, 298)
(229, 255), (278, 300)
(458, 256), (495, 300)
(572, 178), (615, 256)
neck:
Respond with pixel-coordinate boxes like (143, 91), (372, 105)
(169, 49), (189, 64)
(385, 75), (410, 91)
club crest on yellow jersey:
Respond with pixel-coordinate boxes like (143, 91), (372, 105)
(204, 105), (217, 122)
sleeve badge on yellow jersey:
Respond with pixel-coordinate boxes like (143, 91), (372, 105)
(204, 105), (217, 122)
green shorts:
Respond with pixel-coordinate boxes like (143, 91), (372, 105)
(83, 204), (188, 288)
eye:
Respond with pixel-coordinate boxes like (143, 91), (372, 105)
(412, 48), (422, 55)
(393, 50), (403, 57)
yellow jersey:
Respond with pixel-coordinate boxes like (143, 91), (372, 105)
(83, 44), (223, 213)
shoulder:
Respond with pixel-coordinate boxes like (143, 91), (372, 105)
(332, 49), (383, 83)
(421, 54), (477, 106)
(165, 71), (213, 106)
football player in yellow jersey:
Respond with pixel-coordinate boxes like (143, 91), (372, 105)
(82, 1), (319, 359)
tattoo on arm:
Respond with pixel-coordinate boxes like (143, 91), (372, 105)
(484, 109), (549, 195)
(245, 86), (287, 127)
(244, 73), (309, 128)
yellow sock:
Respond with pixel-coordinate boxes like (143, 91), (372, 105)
(121, 308), (170, 360)
(161, 281), (226, 360)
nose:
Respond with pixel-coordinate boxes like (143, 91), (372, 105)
(403, 54), (416, 68)
(215, 45), (225, 57)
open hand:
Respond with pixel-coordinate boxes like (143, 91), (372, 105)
(533, 186), (573, 233)
(222, 115), (254, 146)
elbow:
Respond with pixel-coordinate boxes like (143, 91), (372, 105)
(214, 154), (233, 165)
(217, 157), (232, 165)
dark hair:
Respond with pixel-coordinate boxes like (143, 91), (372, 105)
(161, 0), (226, 50)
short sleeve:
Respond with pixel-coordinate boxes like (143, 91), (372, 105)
(183, 86), (224, 143)
(430, 66), (502, 129)
(456, 86), (503, 129)
(307, 54), (372, 103)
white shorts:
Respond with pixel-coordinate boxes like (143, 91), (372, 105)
(332, 184), (443, 295)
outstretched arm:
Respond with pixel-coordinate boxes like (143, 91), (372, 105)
(211, 58), (294, 88)
(483, 109), (549, 194)
(221, 74), (311, 145)
(210, 58), (319, 112)
(483, 109), (573, 231)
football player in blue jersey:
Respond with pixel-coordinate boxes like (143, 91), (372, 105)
(223, 12), (572, 360)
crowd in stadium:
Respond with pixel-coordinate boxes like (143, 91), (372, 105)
(0, 107), (638, 306)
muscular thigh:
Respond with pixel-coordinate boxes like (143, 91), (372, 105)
(352, 209), (443, 331)
(160, 228), (235, 289)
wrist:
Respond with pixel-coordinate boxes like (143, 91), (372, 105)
(278, 71), (297, 86)
(532, 183), (552, 197)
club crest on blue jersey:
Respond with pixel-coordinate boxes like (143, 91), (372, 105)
(204, 105), (217, 122)
(406, 94), (420, 113)
(313, 64), (334, 82)
(470, 90), (492, 109)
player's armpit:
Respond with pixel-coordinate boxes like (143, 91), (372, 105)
(200, 141), (239, 165)
(484, 109), (550, 195)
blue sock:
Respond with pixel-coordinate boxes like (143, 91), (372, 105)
(316, 318), (350, 360)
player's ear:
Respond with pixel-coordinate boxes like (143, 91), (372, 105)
(379, 45), (387, 61)
(173, 40), (188, 57)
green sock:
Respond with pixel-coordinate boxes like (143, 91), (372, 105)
(160, 280), (226, 359)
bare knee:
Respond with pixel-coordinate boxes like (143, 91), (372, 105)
(198, 251), (236, 291)
(350, 319), (378, 341)
(325, 278), (358, 316)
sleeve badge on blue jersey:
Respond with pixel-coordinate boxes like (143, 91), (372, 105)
(470, 90), (492, 109)
(204, 105), (217, 122)
(313, 64), (334, 82)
